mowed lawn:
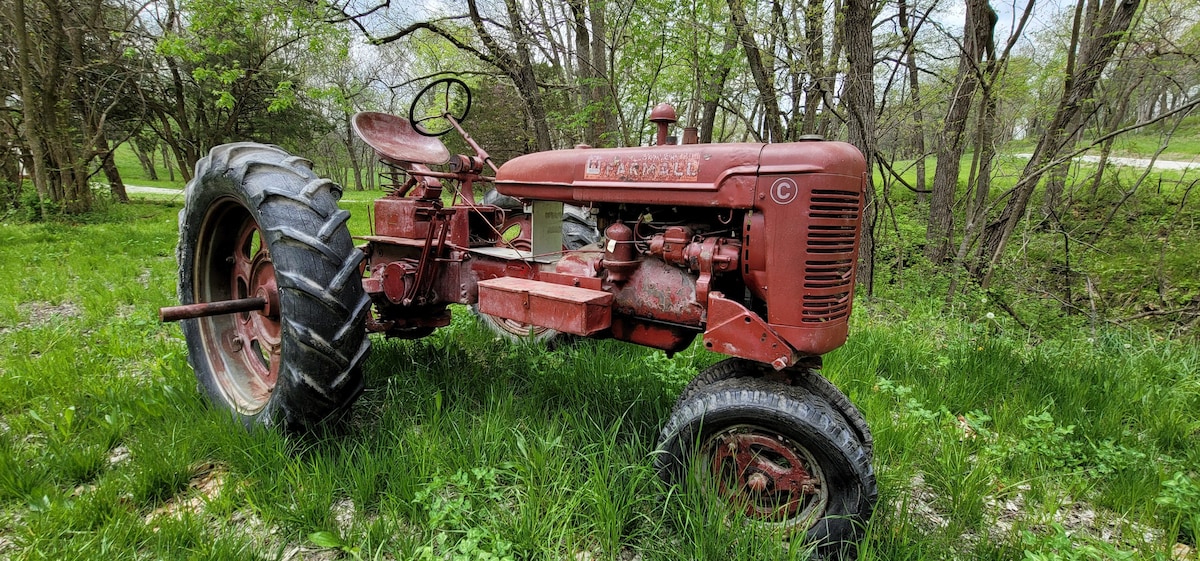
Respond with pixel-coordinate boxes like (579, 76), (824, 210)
(0, 196), (1197, 560)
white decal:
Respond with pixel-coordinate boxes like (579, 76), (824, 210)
(770, 177), (798, 205)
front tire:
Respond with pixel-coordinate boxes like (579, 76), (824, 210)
(656, 377), (876, 558)
(177, 143), (371, 431)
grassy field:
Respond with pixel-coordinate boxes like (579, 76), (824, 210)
(110, 144), (190, 191)
(0, 190), (1197, 560)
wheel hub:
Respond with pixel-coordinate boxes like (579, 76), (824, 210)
(707, 427), (827, 523)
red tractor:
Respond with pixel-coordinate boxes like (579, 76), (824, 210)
(160, 79), (876, 556)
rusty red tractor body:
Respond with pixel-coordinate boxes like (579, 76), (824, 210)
(162, 79), (876, 557)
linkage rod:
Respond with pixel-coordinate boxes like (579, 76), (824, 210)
(159, 297), (267, 323)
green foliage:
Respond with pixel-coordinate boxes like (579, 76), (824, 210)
(19, 189), (55, 222)
(1156, 472), (1200, 545)
(309, 530), (362, 558)
(0, 180), (20, 214)
(1021, 524), (1137, 560)
(873, 151), (1200, 334)
(410, 468), (518, 560)
(1012, 411), (1083, 471)
(150, 0), (349, 152)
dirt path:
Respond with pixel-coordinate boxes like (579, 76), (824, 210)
(1014, 153), (1200, 171)
(125, 185), (184, 196)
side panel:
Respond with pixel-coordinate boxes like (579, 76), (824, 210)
(530, 201), (563, 258)
(749, 143), (866, 356)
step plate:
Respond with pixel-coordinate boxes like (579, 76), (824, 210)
(477, 277), (612, 336)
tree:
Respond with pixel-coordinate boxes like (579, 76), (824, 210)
(143, 0), (339, 180)
(726, 0), (786, 141)
(2, 0), (142, 213)
(564, 0), (616, 146)
(897, 0), (931, 199)
(924, 0), (996, 264)
(367, 0), (556, 151)
(843, 0), (879, 296)
(980, 0), (1142, 286)
(0, 98), (22, 208)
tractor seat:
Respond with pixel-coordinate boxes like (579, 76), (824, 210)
(351, 112), (450, 166)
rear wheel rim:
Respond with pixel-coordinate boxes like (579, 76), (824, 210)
(194, 198), (282, 414)
(703, 424), (829, 528)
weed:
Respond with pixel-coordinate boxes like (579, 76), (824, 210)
(410, 468), (518, 560)
(1013, 411), (1085, 472)
(1020, 523), (1137, 561)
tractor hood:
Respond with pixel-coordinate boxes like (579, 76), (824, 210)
(494, 141), (864, 208)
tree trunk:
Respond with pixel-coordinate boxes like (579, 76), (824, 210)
(10, 0), (53, 216)
(801, 0), (825, 136)
(727, 0), (786, 142)
(699, 31), (737, 144)
(133, 143), (159, 181)
(958, 83), (1000, 276)
(1087, 76), (1135, 198)
(898, 0), (927, 201)
(344, 116), (364, 191)
(503, 0), (552, 150)
(568, 0), (595, 146)
(163, 145), (175, 183)
(926, 0), (996, 264)
(98, 135), (128, 203)
(1040, 150), (1074, 222)
(843, 0), (877, 297)
(589, 0), (616, 145)
(817, 0), (845, 138)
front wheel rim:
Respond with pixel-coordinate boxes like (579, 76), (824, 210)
(703, 424), (829, 528)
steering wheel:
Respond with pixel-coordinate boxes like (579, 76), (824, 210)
(408, 78), (472, 137)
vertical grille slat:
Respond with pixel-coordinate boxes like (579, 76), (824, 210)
(802, 188), (860, 322)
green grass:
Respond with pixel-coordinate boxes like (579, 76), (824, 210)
(1002, 114), (1200, 161)
(0, 198), (1197, 560)
(0, 131), (1192, 558)
(1106, 115), (1200, 161)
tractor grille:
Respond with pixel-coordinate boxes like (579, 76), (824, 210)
(802, 189), (860, 323)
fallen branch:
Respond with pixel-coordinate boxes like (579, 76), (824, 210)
(1110, 306), (1200, 324)
(987, 291), (1031, 330)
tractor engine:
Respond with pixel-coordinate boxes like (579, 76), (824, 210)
(489, 138), (866, 369)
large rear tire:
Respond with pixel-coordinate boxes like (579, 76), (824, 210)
(176, 143), (371, 431)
